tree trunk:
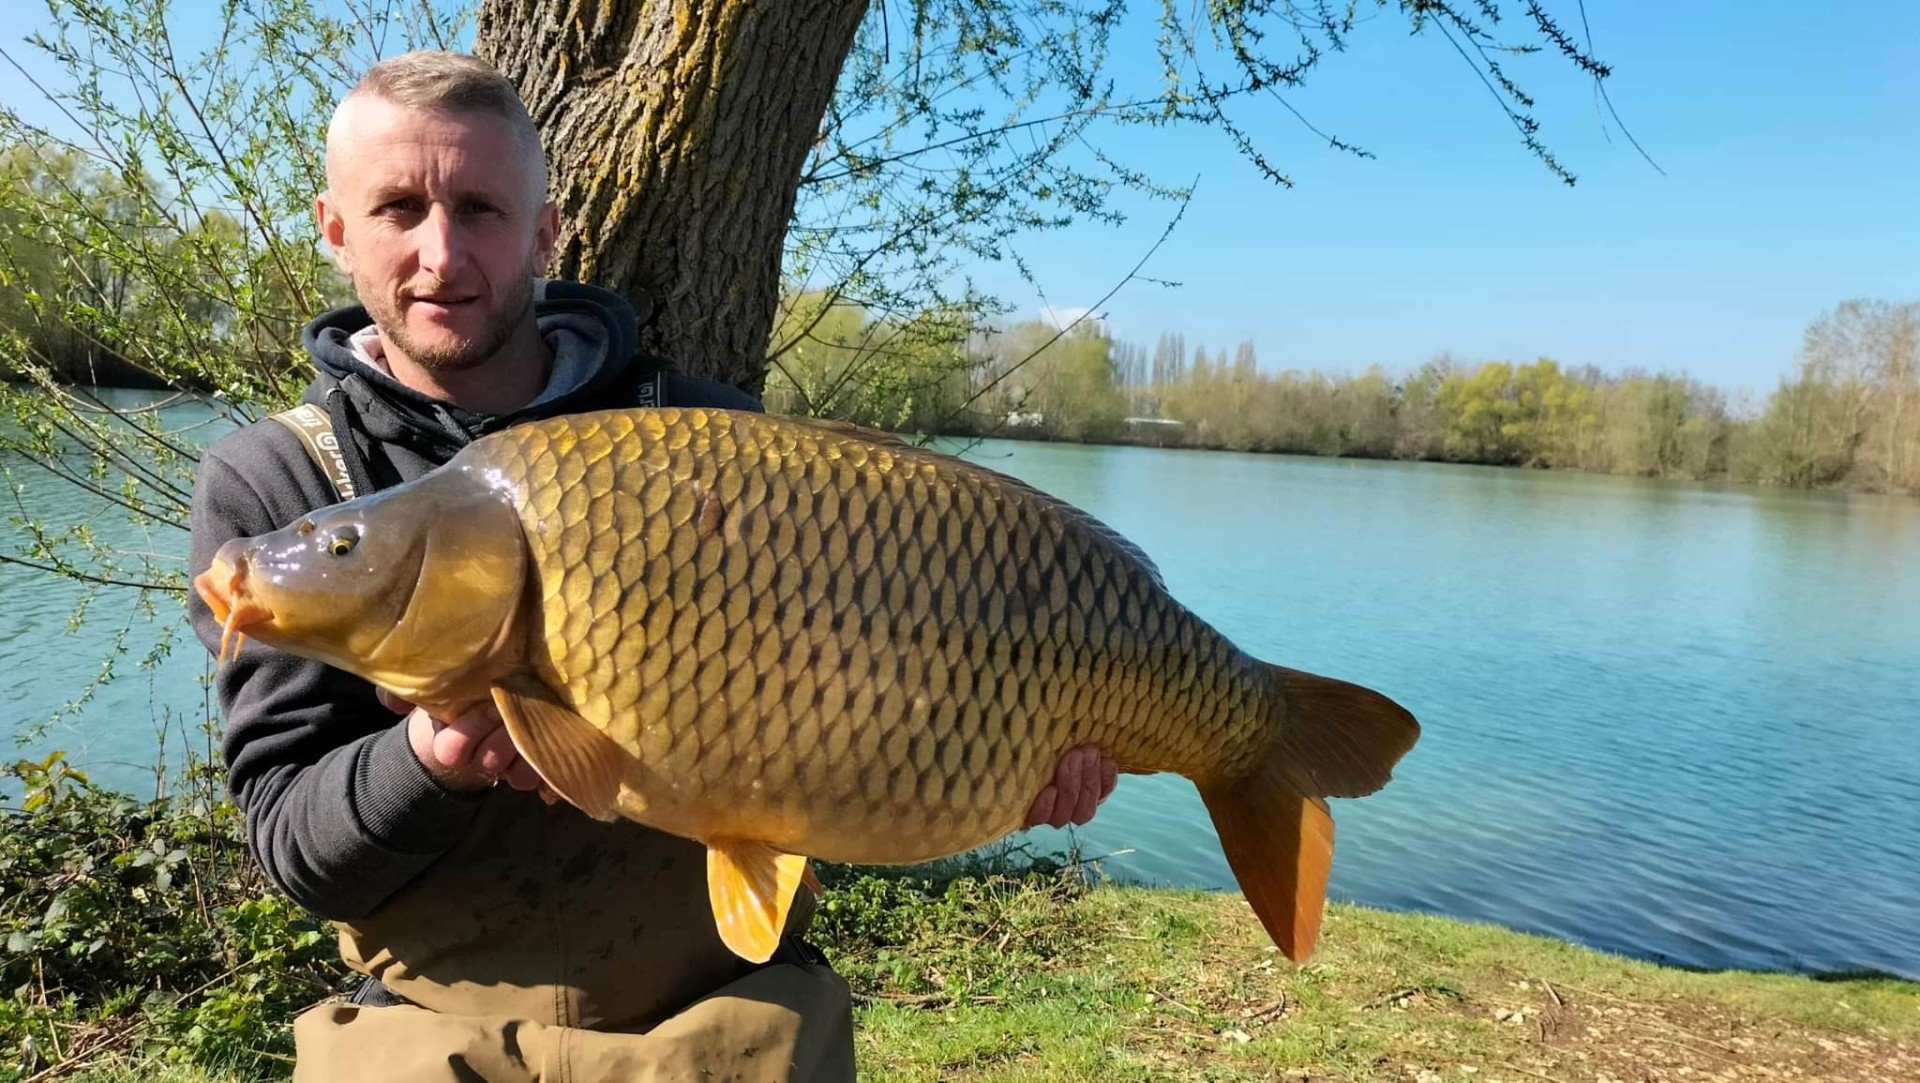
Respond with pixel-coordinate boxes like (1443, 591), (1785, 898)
(476, 0), (870, 395)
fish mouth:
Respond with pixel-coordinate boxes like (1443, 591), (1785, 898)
(193, 552), (275, 665)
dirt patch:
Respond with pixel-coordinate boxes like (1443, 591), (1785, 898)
(1487, 979), (1919, 1083)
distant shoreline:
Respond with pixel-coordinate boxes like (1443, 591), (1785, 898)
(929, 425), (1920, 498)
(11, 375), (1915, 498)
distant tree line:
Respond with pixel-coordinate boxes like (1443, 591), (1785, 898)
(6, 140), (1914, 496)
(762, 299), (1920, 495)
(0, 142), (339, 397)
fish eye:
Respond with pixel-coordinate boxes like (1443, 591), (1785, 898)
(327, 530), (359, 557)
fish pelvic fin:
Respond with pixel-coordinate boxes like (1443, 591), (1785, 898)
(706, 840), (811, 963)
(490, 675), (629, 822)
(1196, 667), (1418, 963)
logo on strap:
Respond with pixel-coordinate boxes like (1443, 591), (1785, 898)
(635, 369), (665, 408)
(267, 403), (358, 502)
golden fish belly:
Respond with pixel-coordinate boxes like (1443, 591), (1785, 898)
(474, 408), (1274, 864)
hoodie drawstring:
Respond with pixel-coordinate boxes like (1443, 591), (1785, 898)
(324, 386), (381, 500)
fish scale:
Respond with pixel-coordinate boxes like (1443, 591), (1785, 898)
(474, 408), (1268, 861)
(197, 405), (1417, 965)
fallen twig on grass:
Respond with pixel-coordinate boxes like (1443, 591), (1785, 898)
(1147, 993), (1203, 1017)
(1239, 995), (1288, 1024)
(1538, 977), (1563, 1008)
(19, 1022), (140, 1083)
(854, 991), (1007, 1010)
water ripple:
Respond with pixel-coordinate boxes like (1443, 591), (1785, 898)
(987, 442), (1920, 980)
(8, 428), (1920, 980)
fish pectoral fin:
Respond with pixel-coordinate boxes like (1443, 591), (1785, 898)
(705, 839), (810, 963)
(490, 676), (628, 823)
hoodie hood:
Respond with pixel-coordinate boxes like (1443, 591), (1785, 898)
(299, 279), (645, 458)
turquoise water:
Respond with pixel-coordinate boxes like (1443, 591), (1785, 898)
(7, 403), (1919, 979)
(969, 440), (1920, 981)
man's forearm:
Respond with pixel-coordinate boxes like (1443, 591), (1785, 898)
(237, 715), (486, 920)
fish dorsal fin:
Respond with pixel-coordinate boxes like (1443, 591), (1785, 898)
(782, 415), (911, 448)
(706, 839), (810, 963)
(490, 676), (628, 822)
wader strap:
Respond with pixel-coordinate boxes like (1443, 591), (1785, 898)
(268, 403), (357, 502)
(269, 359), (668, 504)
(634, 362), (668, 408)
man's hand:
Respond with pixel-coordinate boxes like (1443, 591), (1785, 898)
(379, 689), (546, 794)
(1023, 744), (1118, 829)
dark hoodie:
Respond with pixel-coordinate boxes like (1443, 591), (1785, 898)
(187, 279), (760, 920)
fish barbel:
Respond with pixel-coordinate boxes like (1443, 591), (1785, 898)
(195, 407), (1418, 963)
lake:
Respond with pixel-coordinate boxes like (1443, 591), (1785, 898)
(7, 397), (1919, 980)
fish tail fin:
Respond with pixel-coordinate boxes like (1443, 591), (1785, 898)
(1268, 667), (1420, 801)
(1197, 666), (1418, 963)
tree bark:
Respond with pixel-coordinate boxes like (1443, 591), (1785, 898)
(476, 0), (870, 394)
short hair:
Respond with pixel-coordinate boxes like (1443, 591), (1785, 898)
(335, 51), (549, 202)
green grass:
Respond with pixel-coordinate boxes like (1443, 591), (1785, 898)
(843, 884), (1918, 1082)
(14, 768), (1907, 1081)
(27, 876), (1920, 1083)
(67, 1067), (250, 1083)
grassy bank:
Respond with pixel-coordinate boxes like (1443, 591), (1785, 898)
(844, 885), (1918, 1082)
(22, 877), (1920, 1081)
(6, 765), (1914, 1081)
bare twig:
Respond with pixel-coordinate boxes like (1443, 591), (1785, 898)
(0, 553), (180, 593)
(1540, 977), (1564, 1008)
(939, 187), (1193, 430)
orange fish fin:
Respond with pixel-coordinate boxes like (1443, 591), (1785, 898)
(1196, 666), (1417, 963)
(1270, 666), (1420, 799)
(705, 839), (809, 963)
(490, 676), (628, 822)
(801, 861), (824, 898)
(1197, 767), (1335, 964)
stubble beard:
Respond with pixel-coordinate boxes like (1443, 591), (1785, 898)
(363, 258), (538, 375)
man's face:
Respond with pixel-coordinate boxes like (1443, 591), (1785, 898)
(317, 96), (558, 373)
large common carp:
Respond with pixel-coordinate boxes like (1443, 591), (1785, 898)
(196, 407), (1418, 964)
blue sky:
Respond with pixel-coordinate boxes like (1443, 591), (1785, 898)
(4, 2), (1913, 396)
(981, 1), (1919, 395)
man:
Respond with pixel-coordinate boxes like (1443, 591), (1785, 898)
(187, 51), (1116, 1081)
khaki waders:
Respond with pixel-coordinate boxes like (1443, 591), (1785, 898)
(290, 792), (855, 1082)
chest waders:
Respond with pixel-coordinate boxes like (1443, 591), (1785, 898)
(269, 401), (855, 1083)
